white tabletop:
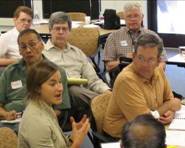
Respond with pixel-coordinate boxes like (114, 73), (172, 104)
(168, 54), (185, 63)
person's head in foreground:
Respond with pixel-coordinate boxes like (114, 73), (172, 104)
(133, 33), (163, 80)
(121, 114), (166, 148)
(27, 59), (63, 105)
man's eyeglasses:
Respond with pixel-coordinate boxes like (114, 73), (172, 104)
(19, 41), (40, 52)
(52, 26), (69, 32)
(18, 18), (32, 24)
(125, 14), (141, 20)
(136, 55), (157, 65)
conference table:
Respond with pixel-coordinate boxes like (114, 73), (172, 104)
(167, 54), (185, 67)
(165, 47), (185, 67)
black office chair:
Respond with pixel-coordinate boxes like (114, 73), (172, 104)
(109, 57), (132, 88)
(88, 112), (117, 148)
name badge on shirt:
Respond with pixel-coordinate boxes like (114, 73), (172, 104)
(120, 40), (128, 47)
(11, 80), (23, 89)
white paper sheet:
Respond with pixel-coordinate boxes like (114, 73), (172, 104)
(100, 130), (185, 147)
(168, 105), (185, 130)
(166, 130), (185, 146)
(101, 142), (120, 148)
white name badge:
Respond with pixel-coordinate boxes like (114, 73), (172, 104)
(120, 40), (128, 47)
(11, 80), (23, 89)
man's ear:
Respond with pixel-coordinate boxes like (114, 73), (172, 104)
(141, 14), (144, 19)
(158, 56), (162, 64)
(132, 52), (136, 59)
(13, 17), (17, 24)
(35, 88), (41, 95)
(155, 56), (161, 67)
(40, 41), (44, 51)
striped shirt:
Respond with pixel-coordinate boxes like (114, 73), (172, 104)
(104, 27), (166, 61)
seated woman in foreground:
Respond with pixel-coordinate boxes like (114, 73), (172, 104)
(18, 60), (90, 148)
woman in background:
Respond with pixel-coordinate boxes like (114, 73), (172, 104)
(18, 59), (90, 148)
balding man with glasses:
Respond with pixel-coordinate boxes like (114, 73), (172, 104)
(103, 33), (181, 139)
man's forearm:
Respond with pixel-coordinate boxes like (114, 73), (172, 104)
(157, 98), (181, 116)
(0, 106), (17, 120)
(157, 101), (171, 116)
(0, 58), (17, 66)
(105, 60), (119, 71)
(0, 106), (8, 119)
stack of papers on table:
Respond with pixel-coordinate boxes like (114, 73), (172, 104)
(166, 130), (185, 146)
(168, 54), (185, 63)
(168, 105), (185, 130)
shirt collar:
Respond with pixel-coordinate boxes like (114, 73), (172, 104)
(45, 39), (54, 51)
(125, 27), (143, 34)
(141, 68), (160, 84)
(30, 100), (57, 119)
(45, 39), (75, 52)
(13, 27), (19, 33)
(16, 54), (47, 69)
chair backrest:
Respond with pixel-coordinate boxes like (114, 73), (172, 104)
(68, 27), (99, 57)
(67, 12), (86, 22)
(0, 127), (18, 148)
(103, 9), (120, 29)
(91, 91), (112, 133)
(117, 11), (124, 19)
(109, 57), (132, 88)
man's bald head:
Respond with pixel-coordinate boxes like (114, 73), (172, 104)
(121, 114), (166, 148)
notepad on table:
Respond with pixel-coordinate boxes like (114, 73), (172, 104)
(67, 78), (88, 85)
(166, 130), (185, 146)
(169, 119), (185, 130)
